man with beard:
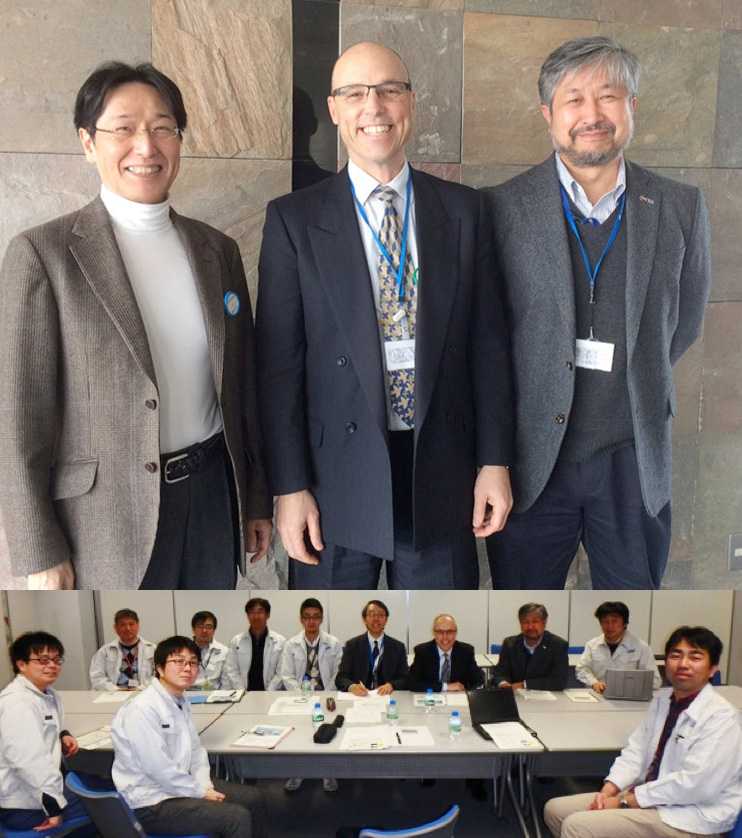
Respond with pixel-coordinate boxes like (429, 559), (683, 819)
(482, 36), (711, 589)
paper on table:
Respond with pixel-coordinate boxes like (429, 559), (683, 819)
(76, 726), (113, 749)
(207, 689), (245, 703)
(93, 691), (133, 703)
(563, 689), (600, 703)
(481, 722), (543, 750)
(413, 693), (446, 707)
(444, 693), (468, 706)
(339, 725), (394, 751)
(232, 725), (293, 749)
(269, 697), (314, 715)
(396, 726), (435, 747)
(519, 690), (557, 701)
(345, 706), (384, 724)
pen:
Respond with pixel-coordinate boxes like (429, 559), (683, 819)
(396, 732), (402, 744)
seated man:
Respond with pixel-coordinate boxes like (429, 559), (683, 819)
(111, 636), (266, 838)
(493, 602), (568, 691)
(90, 608), (155, 691)
(0, 631), (90, 834)
(225, 598), (285, 691)
(408, 614), (484, 692)
(337, 599), (409, 695)
(279, 598), (342, 792)
(191, 610), (228, 689)
(545, 626), (742, 838)
(577, 601), (661, 692)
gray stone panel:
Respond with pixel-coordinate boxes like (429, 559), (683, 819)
(340, 6), (463, 163)
(600, 23), (719, 169)
(0, 0), (151, 154)
(153, 0), (292, 160)
(699, 302), (742, 433)
(672, 339), (703, 436)
(465, 0), (598, 18)
(713, 31), (742, 168)
(709, 169), (742, 302)
(462, 163), (533, 188)
(602, 0), (722, 29)
(462, 14), (598, 166)
(345, 0), (463, 8)
(723, 0), (742, 30)
(669, 434), (699, 566)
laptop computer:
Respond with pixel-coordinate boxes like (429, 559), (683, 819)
(467, 688), (522, 739)
(604, 668), (654, 701)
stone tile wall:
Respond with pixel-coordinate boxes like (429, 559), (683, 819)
(340, 0), (742, 588)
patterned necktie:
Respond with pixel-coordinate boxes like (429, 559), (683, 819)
(374, 185), (417, 425)
(306, 644), (322, 689)
(441, 652), (451, 684)
(371, 640), (380, 689)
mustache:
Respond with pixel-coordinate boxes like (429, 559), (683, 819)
(570, 122), (616, 139)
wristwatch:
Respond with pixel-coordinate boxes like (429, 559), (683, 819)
(619, 797), (630, 809)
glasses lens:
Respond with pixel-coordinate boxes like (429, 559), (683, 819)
(32, 656), (64, 665)
(168, 658), (199, 669)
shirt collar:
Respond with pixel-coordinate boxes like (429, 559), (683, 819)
(347, 158), (410, 206)
(367, 632), (385, 646)
(555, 153), (626, 207)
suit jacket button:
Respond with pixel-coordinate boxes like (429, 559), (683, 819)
(565, 362), (573, 371)
(448, 344), (458, 355)
(144, 461), (158, 473)
(145, 399), (158, 410)
(556, 414), (565, 424)
(345, 422), (357, 434)
(337, 356), (347, 367)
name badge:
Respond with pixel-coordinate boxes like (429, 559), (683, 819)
(575, 338), (614, 373)
(385, 339), (415, 371)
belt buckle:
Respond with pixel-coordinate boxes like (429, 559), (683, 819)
(163, 452), (191, 484)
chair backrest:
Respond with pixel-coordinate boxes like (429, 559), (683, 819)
(489, 645), (501, 655)
(65, 772), (145, 838)
(567, 646), (584, 655)
(359, 805), (459, 838)
(730, 807), (742, 838)
(0, 819), (91, 838)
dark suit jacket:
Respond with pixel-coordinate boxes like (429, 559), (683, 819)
(0, 198), (271, 588)
(336, 633), (409, 692)
(407, 639), (484, 692)
(256, 167), (513, 562)
(483, 157), (711, 517)
(492, 630), (568, 691)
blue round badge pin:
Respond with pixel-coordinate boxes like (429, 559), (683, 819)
(224, 291), (240, 317)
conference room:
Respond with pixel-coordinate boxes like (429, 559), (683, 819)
(1, 589), (740, 838)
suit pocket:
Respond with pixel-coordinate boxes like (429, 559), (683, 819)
(51, 459), (98, 500)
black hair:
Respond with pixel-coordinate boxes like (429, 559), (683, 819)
(153, 636), (201, 676)
(594, 601), (630, 625)
(300, 598), (323, 616)
(114, 608), (139, 625)
(191, 611), (217, 630)
(74, 61), (187, 139)
(665, 626), (723, 667)
(245, 598), (272, 615)
(362, 600), (389, 618)
(10, 631), (65, 674)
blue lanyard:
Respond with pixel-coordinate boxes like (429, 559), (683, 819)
(560, 185), (625, 324)
(368, 637), (384, 671)
(351, 175), (412, 301)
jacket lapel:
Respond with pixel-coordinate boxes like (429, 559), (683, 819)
(70, 198), (157, 385)
(309, 170), (387, 432)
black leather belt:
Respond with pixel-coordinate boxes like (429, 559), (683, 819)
(161, 432), (225, 484)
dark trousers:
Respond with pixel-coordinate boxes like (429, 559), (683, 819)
(1, 788), (90, 833)
(135, 779), (265, 838)
(486, 445), (671, 589)
(290, 430), (479, 589)
(140, 435), (239, 589)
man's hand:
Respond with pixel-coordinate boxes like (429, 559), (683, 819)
(377, 683), (393, 696)
(27, 560), (74, 590)
(276, 490), (322, 565)
(590, 782), (620, 809)
(447, 681), (466, 692)
(472, 466), (513, 537)
(246, 519), (272, 563)
(34, 816), (62, 832)
(592, 681), (607, 693)
(203, 788), (226, 802)
(61, 734), (79, 757)
(349, 683), (369, 697)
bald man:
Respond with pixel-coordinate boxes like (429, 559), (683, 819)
(256, 42), (513, 590)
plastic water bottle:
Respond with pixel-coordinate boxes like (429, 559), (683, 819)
(386, 699), (399, 725)
(312, 701), (324, 726)
(448, 710), (462, 739)
(300, 675), (312, 701)
(424, 688), (435, 713)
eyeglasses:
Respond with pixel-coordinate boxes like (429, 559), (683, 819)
(331, 82), (411, 103)
(28, 656), (64, 666)
(434, 629), (457, 636)
(94, 125), (181, 143)
(166, 658), (200, 669)
(366, 612), (387, 619)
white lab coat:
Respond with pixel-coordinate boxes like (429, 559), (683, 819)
(224, 629), (285, 690)
(89, 637), (156, 691)
(111, 678), (212, 810)
(0, 675), (66, 812)
(279, 630), (342, 692)
(576, 630), (661, 689)
(606, 684), (742, 834)
(192, 639), (228, 689)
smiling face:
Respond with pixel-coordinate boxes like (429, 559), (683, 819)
(327, 42), (415, 183)
(664, 639), (717, 699)
(16, 646), (63, 692)
(433, 616), (458, 654)
(363, 603), (388, 639)
(520, 612), (546, 645)
(79, 81), (181, 204)
(541, 63), (634, 170)
(193, 619), (215, 648)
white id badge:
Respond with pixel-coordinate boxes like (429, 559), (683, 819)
(575, 338), (614, 372)
(385, 339), (415, 371)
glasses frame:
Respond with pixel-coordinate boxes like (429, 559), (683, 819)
(93, 125), (181, 143)
(27, 656), (65, 666)
(165, 657), (200, 670)
(331, 81), (412, 102)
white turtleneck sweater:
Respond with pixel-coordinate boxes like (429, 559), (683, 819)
(100, 186), (222, 453)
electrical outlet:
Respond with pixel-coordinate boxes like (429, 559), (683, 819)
(728, 533), (742, 571)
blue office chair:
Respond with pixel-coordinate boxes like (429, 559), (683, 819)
(567, 646), (584, 655)
(358, 804), (459, 838)
(0, 817), (92, 838)
(711, 670), (722, 686)
(729, 807), (742, 838)
(65, 772), (211, 838)
(490, 645), (502, 655)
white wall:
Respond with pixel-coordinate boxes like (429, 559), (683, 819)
(569, 591), (653, 650)
(488, 591), (570, 650)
